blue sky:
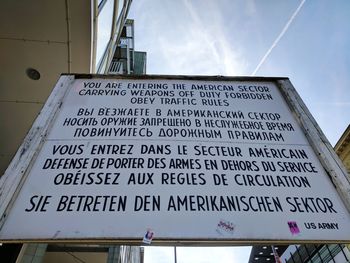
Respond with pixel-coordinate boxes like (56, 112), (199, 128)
(128, 0), (350, 262)
(129, 0), (350, 146)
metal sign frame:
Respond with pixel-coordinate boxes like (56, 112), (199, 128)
(0, 74), (349, 245)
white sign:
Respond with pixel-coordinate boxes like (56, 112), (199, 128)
(1, 77), (350, 242)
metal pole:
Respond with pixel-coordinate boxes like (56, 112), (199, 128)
(174, 246), (177, 263)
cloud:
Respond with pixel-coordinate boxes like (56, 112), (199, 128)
(312, 102), (350, 106)
(177, 247), (251, 263)
(251, 0), (307, 75)
(245, 0), (257, 16)
(144, 247), (174, 263)
(131, 0), (247, 76)
(144, 246), (251, 263)
(163, 0), (247, 76)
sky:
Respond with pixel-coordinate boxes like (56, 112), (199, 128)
(126, 0), (350, 262)
(128, 0), (350, 146)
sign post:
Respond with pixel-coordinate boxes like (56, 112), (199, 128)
(0, 75), (349, 244)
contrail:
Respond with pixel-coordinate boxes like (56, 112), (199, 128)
(251, 0), (306, 76)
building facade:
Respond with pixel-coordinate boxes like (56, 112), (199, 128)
(106, 19), (147, 75)
(0, 0), (132, 176)
(335, 125), (350, 174)
(1, 1), (146, 262)
(280, 244), (350, 263)
(249, 125), (350, 263)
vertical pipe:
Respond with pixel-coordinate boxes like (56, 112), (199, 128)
(65, 0), (72, 73)
(126, 36), (130, 74)
(91, 0), (98, 73)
